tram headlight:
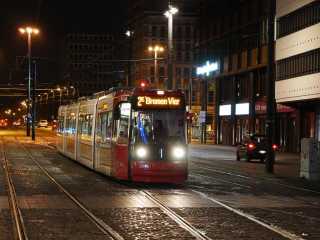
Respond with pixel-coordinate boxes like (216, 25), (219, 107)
(136, 146), (148, 159)
(172, 146), (186, 159)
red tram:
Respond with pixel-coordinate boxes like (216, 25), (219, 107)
(57, 87), (188, 183)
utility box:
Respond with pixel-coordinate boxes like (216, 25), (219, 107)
(300, 138), (320, 180)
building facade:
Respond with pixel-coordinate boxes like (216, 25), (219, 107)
(275, 0), (320, 150)
(197, 0), (271, 145)
(61, 33), (124, 96)
(127, 0), (206, 142)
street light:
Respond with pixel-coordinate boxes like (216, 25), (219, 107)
(165, 5), (178, 90)
(19, 26), (39, 138)
(148, 45), (164, 86)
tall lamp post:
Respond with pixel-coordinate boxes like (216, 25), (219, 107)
(266, 0), (276, 173)
(56, 87), (62, 105)
(165, 5), (178, 90)
(148, 45), (164, 87)
(19, 26), (39, 137)
(126, 30), (134, 87)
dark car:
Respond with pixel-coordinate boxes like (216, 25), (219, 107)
(236, 134), (278, 162)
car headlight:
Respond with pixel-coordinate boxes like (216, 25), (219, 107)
(172, 146), (186, 159)
(136, 146), (147, 158)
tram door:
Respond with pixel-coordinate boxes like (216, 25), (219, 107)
(95, 111), (113, 175)
(111, 103), (131, 180)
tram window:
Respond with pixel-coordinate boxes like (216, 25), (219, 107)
(132, 110), (185, 144)
(106, 111), (112, 140)
(66, 115), (76, 134)
(97, 111), (112, 143)
(114, 103), (131, 144)
(79, 114), (93, 139)
(58, 116), (64, 133)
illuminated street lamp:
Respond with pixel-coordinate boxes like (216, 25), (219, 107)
(148, 45), (164, 86)
(19, 26), (39, 138)
(165, 5), (178, 90)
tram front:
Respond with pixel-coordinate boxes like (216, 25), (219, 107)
(129, 89), (188, 184)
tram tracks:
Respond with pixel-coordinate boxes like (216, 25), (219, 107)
(19, 141), (124, 240)
(23, 137), (214, 240)
(2, 137), (124, 240)
(190, 160), (320, 195)
(139, 190), (212, 240)
(23, 137), (314, 240)
(0, 140), (28, 240)
(20, 138), (213, 240)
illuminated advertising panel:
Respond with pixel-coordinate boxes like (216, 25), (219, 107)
(236, 103), (250, 115)
(219, 104), (231, 116)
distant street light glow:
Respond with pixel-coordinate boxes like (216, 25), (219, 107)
(148, 45), (164, 86)
(126, 30), (133, 37)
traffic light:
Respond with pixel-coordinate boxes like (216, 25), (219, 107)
(139, 80), (148, 88)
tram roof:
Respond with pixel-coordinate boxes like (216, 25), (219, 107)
(76, 87), (184, 102)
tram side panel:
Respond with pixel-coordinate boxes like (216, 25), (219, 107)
(64, 103), (79, 160)
(57, 106), (67, 153)
(76, 99), (97, 169)
(94, 94), (114, 176)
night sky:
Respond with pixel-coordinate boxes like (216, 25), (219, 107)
(0, 1), (128, 109)
(0, 0), (129, 83)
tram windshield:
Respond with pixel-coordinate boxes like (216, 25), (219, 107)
(132, 110), (185, 145)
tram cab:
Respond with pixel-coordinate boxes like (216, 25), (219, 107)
(126, 89), (188, 183)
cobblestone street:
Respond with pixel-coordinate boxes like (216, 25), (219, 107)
(0, 129), (319, 239)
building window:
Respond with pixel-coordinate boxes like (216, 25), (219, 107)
(192, 90), (197, 103)
(183, 68), (190, 80)
(220, 77), (233, 102)
(277, 48), (320, 81)
(159, 67), (165, 77)
(160, 26), (166, 38)
(152, 26), (157, 37)
(176, 52), (182, 62)
(277, 1), (320, 38)
(176, 67), (182, 88)
(208, 91), (214, 105)
(185, 25), (191, 38)
(177, 26), (182, 39)
(185, 52), (190, 62)
(255, 69), (266, 97)
(237, 75), (250, 99)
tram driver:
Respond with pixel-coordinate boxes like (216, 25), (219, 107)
(153, 119), (168, 143)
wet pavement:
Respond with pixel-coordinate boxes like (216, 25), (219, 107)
(0, 129), (319, 239)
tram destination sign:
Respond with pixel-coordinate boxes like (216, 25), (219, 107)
(132, 96), (184, 109)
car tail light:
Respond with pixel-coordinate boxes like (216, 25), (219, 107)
(248, 143), (255, 150)
(272, 144), (278, 150)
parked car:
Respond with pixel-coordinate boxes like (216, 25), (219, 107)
(236, 134), (278, 162)
(12, 120), (22, 127)
(38, 119), (49, 128)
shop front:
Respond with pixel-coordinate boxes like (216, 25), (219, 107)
(188, 105), (215, 144)
(255, 100), (298, 152)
